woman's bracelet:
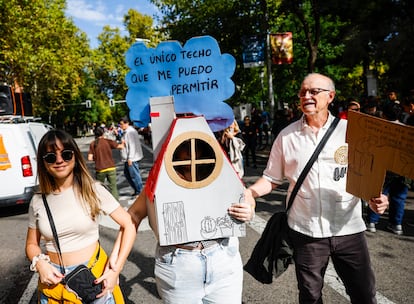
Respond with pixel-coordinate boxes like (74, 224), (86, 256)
(30, 253), (50, 272)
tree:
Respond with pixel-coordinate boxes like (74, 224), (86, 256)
(124, 9), (155, 43)
(0, 0), (91, 127)
(151, 0), (414, 109)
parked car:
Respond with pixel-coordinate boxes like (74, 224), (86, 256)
(0, 121), (52, 207)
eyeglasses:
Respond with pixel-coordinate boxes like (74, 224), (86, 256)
(298, 88), (330, 98)
(43, 150), (74, 164)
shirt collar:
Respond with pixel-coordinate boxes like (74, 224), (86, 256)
(300, 112), (334, 131)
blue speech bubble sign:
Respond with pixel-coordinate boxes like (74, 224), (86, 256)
(125, 35), (236, 132)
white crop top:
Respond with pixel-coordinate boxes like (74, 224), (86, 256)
(28, 183), (119, 253)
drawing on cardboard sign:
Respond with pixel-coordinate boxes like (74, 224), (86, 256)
(346, 110), (414, 201)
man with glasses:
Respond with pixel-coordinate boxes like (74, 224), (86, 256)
(244, 73), (389, 303)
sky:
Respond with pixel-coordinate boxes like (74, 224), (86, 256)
(65, 0), (160, 48)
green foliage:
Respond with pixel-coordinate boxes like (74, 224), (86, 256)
(124, 9), (155, 44)
(2, 0), (414, 128)
(0, 0), (90, 127)
(151, 0), (414, 112)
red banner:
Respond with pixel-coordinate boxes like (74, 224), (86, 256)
(270, 32), (293, 65)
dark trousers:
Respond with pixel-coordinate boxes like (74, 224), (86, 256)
(244, 141), (256, 166)
(289, 229), (376, 304)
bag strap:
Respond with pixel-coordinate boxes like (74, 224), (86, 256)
(41, 194), (101, 274)
(286, 117), (340, 211)
(41, 194), (66, 274)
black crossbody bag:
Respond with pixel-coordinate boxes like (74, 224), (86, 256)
(244, 117), (340, 283)
(42, 194), (102, 303)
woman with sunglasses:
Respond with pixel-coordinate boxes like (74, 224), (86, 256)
(25, 129), (136, 303)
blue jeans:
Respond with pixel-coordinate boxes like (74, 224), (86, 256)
(368, 174), (408, 225)
(154, 237), (243, 303)
(39, 262), (115, 304)
(124, 161), (143, 194)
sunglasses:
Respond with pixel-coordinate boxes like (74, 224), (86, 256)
(43, 150), (74, 164)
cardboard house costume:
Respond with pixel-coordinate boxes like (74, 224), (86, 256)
(145, 115), (246, 246)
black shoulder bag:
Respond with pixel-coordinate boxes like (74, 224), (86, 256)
(42, 194), (102, 303)
(244, 117), (340, 284)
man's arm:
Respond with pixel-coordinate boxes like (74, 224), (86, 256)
(245, 176), (277, 201)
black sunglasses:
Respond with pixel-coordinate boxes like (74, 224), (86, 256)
(43, 150), (74, 164)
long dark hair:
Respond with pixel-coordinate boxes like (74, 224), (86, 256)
(37, 129), (101, 219)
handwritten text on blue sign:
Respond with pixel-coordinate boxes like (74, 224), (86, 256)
(125, 36), (236, 131)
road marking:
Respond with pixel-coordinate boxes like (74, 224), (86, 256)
(249, 215), (395, 304)
(18, 272), (38, 304)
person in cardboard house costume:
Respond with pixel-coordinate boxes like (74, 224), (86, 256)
(111, 113), (254, 303)
(117, 35), (256, 303)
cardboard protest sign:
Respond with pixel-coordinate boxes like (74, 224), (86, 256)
(125, 35), (236, 132)
(346, 110), (414, 201)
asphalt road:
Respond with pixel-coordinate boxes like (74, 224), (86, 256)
(1, 135), (414, 304)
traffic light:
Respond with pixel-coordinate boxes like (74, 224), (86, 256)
(109, 99), (115, 107)
(85, 100), (91, 108)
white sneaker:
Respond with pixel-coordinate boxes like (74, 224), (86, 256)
(366, 223), (376, 233)
(387, 224), (403, 235)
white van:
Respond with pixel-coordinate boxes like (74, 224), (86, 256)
(0, 122), (52, 207)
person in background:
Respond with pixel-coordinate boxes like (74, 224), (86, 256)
(111, 139), (254, 303)
(271, 109), (292, 141)
(366, 102), (410, 235)
(25, 129), (136, 303)
(241, 115), (257, 168)
(244, 73), (389, 303)
(339, 99), (360, 120)
(88, 126), (124, 200)
(119, 116), (144, 196)
(219, 119), (245, 178)
(251, 107), (263, 149)
(400, 96), (414, 126)
(260, 109), (271, 149)
(387, 90), (400, 105)
(362, 98), (381, 117)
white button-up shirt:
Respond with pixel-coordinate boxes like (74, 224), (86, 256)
(263, 113), (366, 238)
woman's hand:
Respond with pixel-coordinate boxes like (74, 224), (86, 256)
(224, 129), (234, 139)
(94, 265), (120, 298)
(37, 260), (64, 286)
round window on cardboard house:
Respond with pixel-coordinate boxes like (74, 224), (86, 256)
(165, 132), (223, 189)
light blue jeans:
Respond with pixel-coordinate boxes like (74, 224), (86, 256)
(39, 262), (115, 304)
(154, 237), (243, 304)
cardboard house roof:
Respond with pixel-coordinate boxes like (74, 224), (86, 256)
(144, 115), (246, 245)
